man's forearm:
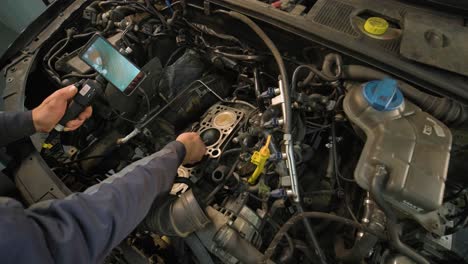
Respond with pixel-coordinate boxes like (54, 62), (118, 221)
(0, 141), (185, 263)
(0, 111), (36, 146)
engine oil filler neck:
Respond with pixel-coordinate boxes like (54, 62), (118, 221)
(343, 78), (452, 231)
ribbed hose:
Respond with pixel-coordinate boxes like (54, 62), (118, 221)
(340, 65), (467, 126)
(370, 166), (430, 264)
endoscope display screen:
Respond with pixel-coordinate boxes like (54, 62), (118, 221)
(80, 35), (145, 95)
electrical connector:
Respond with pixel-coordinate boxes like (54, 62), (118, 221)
(247, 135), (271, 184)
(259, 87), (280, 99)
(271, 188), (286, 198)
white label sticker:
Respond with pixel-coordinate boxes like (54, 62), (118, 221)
(79, 84), (91, 96)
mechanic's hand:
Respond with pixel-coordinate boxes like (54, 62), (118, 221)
(32, 85), (93, 132)
(176, 132), (206, 165)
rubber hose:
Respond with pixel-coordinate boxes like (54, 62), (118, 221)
(334, 233), (379, 262)
(299, 53), (342, 87)
(370, 166), (430, 264)
(267, 218), (295, 263)
(143, 190), (210, 237)
(341, 65), (467, 126)
(263, 212), (387, 262)
(322, 53), (343, 78)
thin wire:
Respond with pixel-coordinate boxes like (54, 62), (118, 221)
(111, 109), (139, 124)
(194, 79), (226, 102)
(331, 121), (355, 183)
(138, 87), (151, 115)
(248, 192), (268, 202)
(325, 118), (359, 223)
(195, 80), (257, 109)
(160, 0), (181, 12)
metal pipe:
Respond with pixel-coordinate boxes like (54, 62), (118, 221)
(215, 10), (299, 203)
(277, 79), (300, 203)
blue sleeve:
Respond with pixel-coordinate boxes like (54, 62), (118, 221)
(0, 111), (36, 146)
(0, 141), (186, 264)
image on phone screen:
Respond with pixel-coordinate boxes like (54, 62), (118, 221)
(80, 35), (145, 95)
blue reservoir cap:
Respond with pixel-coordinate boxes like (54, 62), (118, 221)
(362, 78), (404, 111)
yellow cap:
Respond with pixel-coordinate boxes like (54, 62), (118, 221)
(364, 17), (389, 35)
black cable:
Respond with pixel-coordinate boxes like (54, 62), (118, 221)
(44, 38), (67, 64)
(248, 192), (268, 202)
(111, 109), (140, 124)
(296, 204), (328, 264)
(263, 212), (387, 262)
(43, 37), (68, 80)
(173, 177), (194, 187)
(218, 147), (241, 160)
(48, 36), (71, 74)
(330, 120), (359, 222)
(144, 0), (169, 28)
(60, 155), (108, 166)
(138, 87), (151, 115)
(73, 31), (98, 38)
(331, 120), (355, 183)
(62, 73), (98, 79)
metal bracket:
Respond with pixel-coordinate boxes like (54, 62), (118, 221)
(271, 94), (284, 106)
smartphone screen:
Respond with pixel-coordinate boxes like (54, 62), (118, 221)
(80, 35), (145, 95)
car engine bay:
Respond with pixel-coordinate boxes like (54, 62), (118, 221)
(2, 0), (468, 263)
